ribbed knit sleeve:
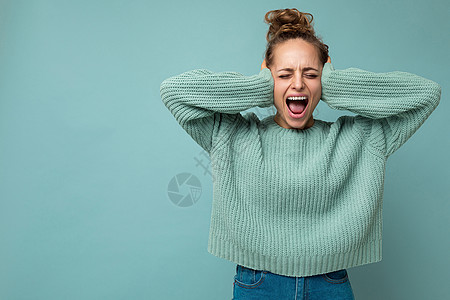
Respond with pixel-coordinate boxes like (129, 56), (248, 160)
(160, 68), (274, 153)
(321, 63), (441, 157)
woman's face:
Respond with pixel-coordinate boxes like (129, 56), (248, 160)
(269, 38), (323, 130)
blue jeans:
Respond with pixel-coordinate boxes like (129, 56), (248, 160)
(232, 264), (355, 300)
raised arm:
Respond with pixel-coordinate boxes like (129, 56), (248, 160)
(321, 63), (441, 157)
(160, 68), (274, 153)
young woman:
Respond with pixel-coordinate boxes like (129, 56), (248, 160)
(160, 8), (441, 300)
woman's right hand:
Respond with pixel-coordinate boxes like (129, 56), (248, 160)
(261, 60), (268, 70)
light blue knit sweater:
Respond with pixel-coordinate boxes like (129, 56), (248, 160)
(160, 63), (441, 277)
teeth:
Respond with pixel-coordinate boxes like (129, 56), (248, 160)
(287, 96), (307, 101)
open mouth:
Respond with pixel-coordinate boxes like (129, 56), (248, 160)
(286, 96), (308, 117)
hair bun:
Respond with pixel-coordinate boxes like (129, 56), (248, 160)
(264, 8), (315, 43)
(263, 8), (329, 67)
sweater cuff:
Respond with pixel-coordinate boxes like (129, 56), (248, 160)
(321, 62), (335, 81)
(260, 67), (274, 82)
(258, 68), (274, 108)
(320, 62), (337, 107)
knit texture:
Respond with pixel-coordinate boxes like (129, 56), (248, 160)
(160, 63), (441, 277)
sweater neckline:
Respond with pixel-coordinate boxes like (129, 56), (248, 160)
(261, 115), (325, 136)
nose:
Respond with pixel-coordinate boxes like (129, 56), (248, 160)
(292, 74), (304, 90)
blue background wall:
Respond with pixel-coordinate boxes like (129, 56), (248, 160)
(0, 0), (449, 299)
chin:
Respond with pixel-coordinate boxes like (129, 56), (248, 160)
(274, 110), (314, 130)
(287, 116), (313, 130)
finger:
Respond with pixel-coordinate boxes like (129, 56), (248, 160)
(261, 60), (267, 70)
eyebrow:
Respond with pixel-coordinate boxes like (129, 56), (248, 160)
(277, 67), (319, 72)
